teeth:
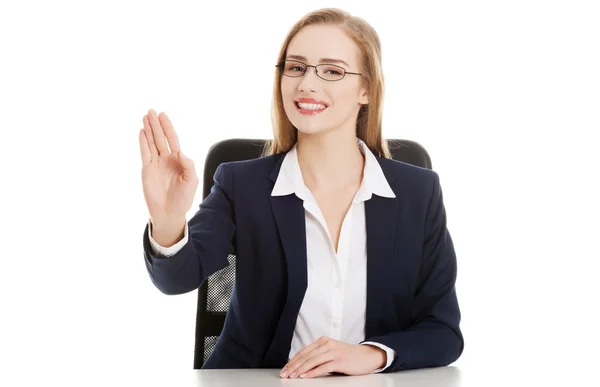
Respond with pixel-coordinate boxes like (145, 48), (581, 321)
(297, 102), (327, 110)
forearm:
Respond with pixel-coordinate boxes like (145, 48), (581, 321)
(364, 290), (463, 372)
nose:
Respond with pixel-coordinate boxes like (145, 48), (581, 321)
(297, 66), (319, 93)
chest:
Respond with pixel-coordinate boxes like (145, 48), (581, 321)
(311, 189), (358, 253)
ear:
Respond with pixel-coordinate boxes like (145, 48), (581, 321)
(358, 87), (369, 105)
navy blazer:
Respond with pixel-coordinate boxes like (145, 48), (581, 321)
(143, 152), (464, 372)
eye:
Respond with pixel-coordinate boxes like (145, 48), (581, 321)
(326, 69), (343, 75)
(289, 66), (305, 72)
(320, 65), (344, 76)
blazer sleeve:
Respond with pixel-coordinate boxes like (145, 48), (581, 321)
(142, 162), (236, 295)
(363, 171), (464, 372)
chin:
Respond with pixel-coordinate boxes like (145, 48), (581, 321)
(296, 126), (323, 135)
(294, 123), (331, 136)
(290, 115), (330, 135)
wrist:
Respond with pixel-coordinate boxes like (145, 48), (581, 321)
(362, 344), (386, 369)
(150, 217), (186, 246)
(151, 216), (186, 231)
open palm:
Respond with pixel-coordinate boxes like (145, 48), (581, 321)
(139, 109), (198, 225)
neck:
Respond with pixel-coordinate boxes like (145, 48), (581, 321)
(296, 130), (365, 192)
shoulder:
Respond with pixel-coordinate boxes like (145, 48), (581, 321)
(216, 153), (284, 182)
(221, 153), (282, 171)
(376, 157), (442, 199)
(378, 157), (438, 183)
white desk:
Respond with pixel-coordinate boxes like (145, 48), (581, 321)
(136, 367), (463, 387)
(193, 368), (462, 386)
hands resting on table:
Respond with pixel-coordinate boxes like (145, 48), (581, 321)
(280, 336), (386, 379)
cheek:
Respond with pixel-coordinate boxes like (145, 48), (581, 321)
(280, 79), (295, 100)
(331, 90), (357, 111)
(280, 81), (297, 118)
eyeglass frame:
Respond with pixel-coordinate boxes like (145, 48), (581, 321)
(275, 59), (363, 82)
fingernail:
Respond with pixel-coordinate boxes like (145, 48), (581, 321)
(280, 371), (288, 377)
(290, 372), (296, 378)
(299, 374), (307, 378)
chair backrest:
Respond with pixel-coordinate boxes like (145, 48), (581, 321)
(193, 138), (432, 369)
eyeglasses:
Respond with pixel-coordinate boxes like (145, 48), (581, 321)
(275, 60), (362, 82)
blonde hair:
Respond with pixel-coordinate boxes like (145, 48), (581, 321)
(262, 7), (390, 158)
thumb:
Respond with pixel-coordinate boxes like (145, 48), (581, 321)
(178, 151), (196, 177)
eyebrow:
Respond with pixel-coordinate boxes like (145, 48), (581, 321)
(285, 55), (350, 68)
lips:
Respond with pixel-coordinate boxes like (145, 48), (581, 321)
(294, 97), (329, 106)
(293, 98), (329, 115)
(294, 101), (328, 115)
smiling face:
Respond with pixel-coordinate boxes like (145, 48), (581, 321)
(280, 24), (369, 137)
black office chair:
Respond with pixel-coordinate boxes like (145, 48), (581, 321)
(193, 138), (432, 369)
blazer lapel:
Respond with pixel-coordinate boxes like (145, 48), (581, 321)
(364, 162), (398, 339)
(262, 158), (308, 366)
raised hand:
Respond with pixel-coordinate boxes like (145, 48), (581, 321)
(139, 109), (198, 245)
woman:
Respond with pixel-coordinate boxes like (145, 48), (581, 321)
(139, 8), (463, 378)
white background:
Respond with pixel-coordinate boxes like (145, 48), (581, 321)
(1, 0), (599, 385)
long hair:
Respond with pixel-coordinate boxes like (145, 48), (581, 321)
(262, 8), (390, 158)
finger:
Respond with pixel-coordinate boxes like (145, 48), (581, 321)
(289, 337), (328, 364)
(301, 361), (336, 379)
(283, 343), (321, 375)
(143, 115), (159, 159)
(284, 342), (331, 378)
(139, 129), (152, 165)
(147, 109), (169, 155)
(158, 112), (181, 154)
(292, 350), (335, 379)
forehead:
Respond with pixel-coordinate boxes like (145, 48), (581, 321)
(286, 24), (360, 69)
